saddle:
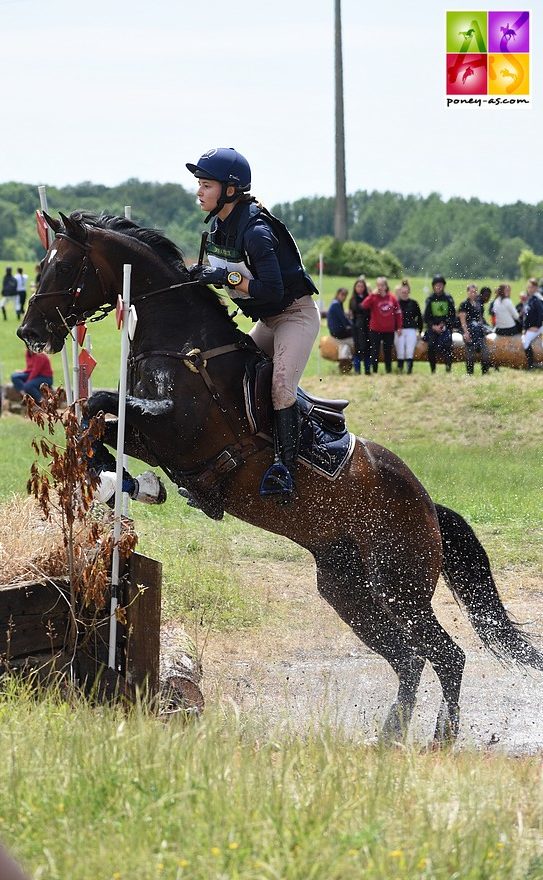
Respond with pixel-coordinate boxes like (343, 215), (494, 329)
(244, 358), (355, 480)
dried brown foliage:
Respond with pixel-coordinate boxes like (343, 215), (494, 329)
(24, 386), (137, 612)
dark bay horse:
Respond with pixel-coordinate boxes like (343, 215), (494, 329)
(18, 212), (543, 744)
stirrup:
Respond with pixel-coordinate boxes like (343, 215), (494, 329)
(259, 460), (295, 498)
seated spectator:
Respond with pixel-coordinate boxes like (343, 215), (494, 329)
(349, 276), (371, 375)
(492, 284), (521, 336)
(478, 286), (494, 328)
(423, 274), (456, 373)
(11, 347), (53, 403)
(522, 284), (543, 369)
(458, 284), (490, 374)
(327, 287), (354, 367)
(395, 279), (422, 374)
(362, 276), (402, 373)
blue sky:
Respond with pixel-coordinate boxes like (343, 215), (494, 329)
(0, 0), (540, 205)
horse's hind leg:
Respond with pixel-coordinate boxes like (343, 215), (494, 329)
(314, 551), (425, 742)
(393, 601), (465, 744)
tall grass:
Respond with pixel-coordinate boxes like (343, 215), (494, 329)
(1, 682), (543, 880)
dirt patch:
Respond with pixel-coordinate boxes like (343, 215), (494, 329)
(189, 556), (543, 754)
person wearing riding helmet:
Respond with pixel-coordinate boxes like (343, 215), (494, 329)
(186, 147), (320, 499)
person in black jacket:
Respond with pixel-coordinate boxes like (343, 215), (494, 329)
(423, 274), (456, 372)
(186, 147), (320, 500)
(522, 286), (543, 369)
(458, 284), (491, 374)
(348, 276), (371, 375)
(395, 280), (422, 373)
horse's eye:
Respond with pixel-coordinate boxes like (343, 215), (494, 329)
(55, 262), (72, 276)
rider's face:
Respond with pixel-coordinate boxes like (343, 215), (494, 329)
(196, 178), (222, 213)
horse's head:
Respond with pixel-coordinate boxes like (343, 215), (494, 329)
(18, 212), (113, 353)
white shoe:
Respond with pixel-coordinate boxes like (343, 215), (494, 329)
(132, 472), (167, 504)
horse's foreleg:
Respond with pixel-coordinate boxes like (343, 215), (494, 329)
(87, 391), (174, 433)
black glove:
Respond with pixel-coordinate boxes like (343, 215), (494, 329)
(189, 264), (228, 286)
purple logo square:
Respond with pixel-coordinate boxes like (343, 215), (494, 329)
(488, 11), (529, 52)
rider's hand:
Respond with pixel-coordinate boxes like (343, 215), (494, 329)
(189, 265), (228, 286)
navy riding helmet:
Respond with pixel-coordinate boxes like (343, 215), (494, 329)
(186, 147), (251, 220)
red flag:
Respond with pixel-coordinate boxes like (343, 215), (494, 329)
(77, 324), (87, 346)
(78, 348), (97, 399)
(36, 210), (49, 250)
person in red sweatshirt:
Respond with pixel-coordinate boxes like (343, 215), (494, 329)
(11, 347), (53, 403)
(362, 276), (403, 373)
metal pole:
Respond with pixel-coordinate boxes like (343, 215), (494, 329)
(38, 185), (72, 405)
(318, 252), (324, 379)
(108, 264), (131, 670)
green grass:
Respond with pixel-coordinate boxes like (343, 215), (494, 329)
(1, 684), (543, 880)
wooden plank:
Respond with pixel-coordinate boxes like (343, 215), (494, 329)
(0, 581), (70, 659)
(124, 553), (162, 696)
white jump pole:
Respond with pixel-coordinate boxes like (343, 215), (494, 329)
(85, 335), (93, 397)
(108, 263), (131, 670)
(122, 206), (132, 518)
(38, 185), (72, 405)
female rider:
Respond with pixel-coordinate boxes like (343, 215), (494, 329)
(186, 147), (320, 499)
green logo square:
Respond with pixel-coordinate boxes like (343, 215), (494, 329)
(446, 11), (488, 53)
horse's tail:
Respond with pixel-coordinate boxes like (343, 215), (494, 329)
(435, 503), (543, 670)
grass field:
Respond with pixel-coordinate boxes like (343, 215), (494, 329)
(1, 259), (543, 879)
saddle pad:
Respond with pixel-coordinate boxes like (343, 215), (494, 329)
(243, 360), (355, 481)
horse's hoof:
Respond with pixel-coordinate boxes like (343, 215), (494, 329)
(132, 472), (167, 504)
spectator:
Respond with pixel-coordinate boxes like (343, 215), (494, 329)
(327, 287), (354, 368)
(492, 284), (521, 336)
(15, 267), (28, 318)
(458, 284), (491, 375)
(479, 286), (494, 327)
(11, 347), (53, 403)
(1, 267), (18, 320)
(522, 284), (543, 370)
(395, 279), (422, 374)
(423, 274), (456, 373)
(362, 276), (402, 373)
(516, 291), (528, 318)
(348, 276), (371, 375)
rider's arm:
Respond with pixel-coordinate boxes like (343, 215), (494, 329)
(240, 221), (284, 303)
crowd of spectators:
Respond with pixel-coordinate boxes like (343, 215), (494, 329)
(326, 273), (543, 373)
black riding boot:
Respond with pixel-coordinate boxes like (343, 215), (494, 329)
(406, 359), (414, 374)
(525, 345), (534, 370)
(259, 403), (300, 501)
(1, 306), (6, 321)
(397, 359), (404, 372)
(276, 402), (300, 476)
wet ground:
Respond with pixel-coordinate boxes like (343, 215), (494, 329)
(200, 562), (543, 754)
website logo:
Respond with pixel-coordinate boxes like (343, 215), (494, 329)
(446, 11), (530, 106)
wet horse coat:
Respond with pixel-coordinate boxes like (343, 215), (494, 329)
(18, 212), (543, 744)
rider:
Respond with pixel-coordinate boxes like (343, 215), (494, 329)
(186, 147), (320, 499)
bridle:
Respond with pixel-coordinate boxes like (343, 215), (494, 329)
(27, 232), (196, 337)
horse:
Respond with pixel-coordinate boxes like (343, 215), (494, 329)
(18, 211), (543, 744)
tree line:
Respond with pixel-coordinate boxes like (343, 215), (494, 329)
(1, 180), (542, 279)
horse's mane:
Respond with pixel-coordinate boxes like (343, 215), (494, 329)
(74, 212), (186, 271)
(71, 212), (235, 325)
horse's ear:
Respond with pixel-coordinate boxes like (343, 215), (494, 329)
(59, 211), (87, 244)
(43, 211), (61, 234)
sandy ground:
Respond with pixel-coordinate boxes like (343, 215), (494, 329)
(197, 555), (543, 754)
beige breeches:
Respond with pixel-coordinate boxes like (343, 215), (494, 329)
(249, 295), (320, 410)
